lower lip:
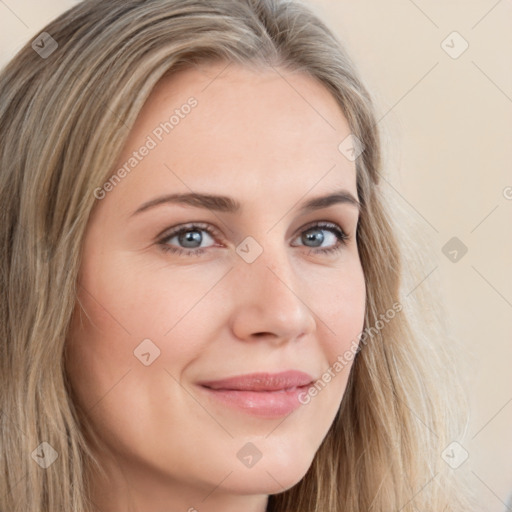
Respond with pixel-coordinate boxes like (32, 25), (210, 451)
(199, 385), (311, 418)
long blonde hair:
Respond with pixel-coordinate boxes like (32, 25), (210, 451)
(0, 0), (476, 510)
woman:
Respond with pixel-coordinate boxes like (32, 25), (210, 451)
(0, 0), (475, 510)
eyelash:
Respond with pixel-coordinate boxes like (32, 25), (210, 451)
(157, 221), (350, 258)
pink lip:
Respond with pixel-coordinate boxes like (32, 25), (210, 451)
(197, 371), (315, 418)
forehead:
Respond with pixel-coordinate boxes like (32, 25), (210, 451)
(107, 61), (357, 214)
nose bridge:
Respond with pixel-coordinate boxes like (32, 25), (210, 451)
(229, 234), (316, 341)
(239, 231), (296, 296)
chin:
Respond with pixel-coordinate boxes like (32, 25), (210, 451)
(221, 453), (314, 495)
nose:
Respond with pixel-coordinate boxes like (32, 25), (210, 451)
(228, 246), (316, 343)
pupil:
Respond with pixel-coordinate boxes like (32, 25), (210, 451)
(304, 229), (323, 247)
(180, 230), (202, 248)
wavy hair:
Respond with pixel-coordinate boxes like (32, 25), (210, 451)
(0, 0), (476, 510)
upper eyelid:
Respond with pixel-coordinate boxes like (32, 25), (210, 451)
(157, 221), (220, 242)
(299, 219), (347, 232)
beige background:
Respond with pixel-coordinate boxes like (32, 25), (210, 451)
(1, 1), (511, 510)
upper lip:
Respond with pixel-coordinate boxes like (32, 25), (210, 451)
(198, 370), (315, 392)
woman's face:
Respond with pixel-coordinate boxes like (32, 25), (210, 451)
(66, 62), (366, 511)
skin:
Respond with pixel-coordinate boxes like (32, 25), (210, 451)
(65, 61), (366, 512)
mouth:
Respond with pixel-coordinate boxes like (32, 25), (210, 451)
(197, 371), (315, 418)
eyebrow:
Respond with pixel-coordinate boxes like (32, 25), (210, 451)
(130, 189), (361, 217)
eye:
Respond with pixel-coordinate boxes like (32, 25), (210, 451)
(291, 221), (350, 256)
(157, 221), (351, 258)
(158, 223), (219, 257)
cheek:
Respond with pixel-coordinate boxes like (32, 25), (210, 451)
(79, 248), (226, 338)
(65, 255), (222, 405)
(314, 262), (366, 397)
(64, 268), (211, 460)
(320, 263), (366, 350)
